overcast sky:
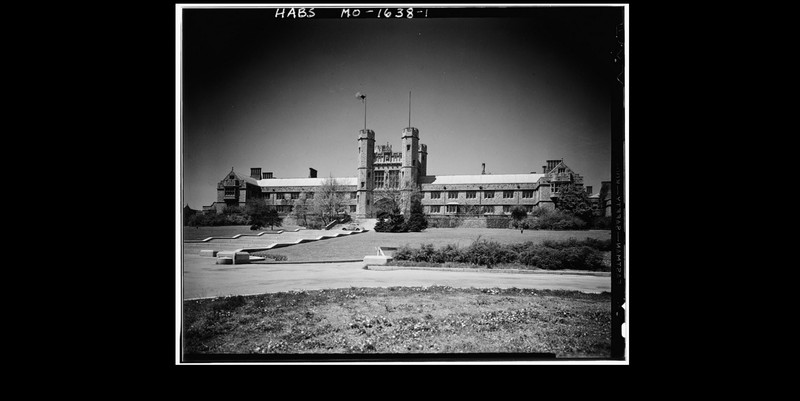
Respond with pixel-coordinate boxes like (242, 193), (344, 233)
(180, 6), (622, 209)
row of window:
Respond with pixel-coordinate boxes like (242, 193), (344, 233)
(428, 205), (534, 214)
(429, 190), (534, 199)
(274, 205), (359, 213)
(270, 192), (359, 200)
(264, 204), (536, 215)
(260, 190), (537, 200)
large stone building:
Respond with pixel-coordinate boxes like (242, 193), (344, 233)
(203, 124), (607, 218)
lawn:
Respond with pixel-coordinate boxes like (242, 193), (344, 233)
(183, 286), (612, 359)
(254, 228), (611, 262)
(183, 225), (302, 241)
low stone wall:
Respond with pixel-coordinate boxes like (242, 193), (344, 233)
(427, 215), (512, 229)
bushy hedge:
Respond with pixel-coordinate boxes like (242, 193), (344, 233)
(186, 211), (249, 226)
(427, 217), (461, 228)
(592, 216), (612, 229)
(426, 216), (511, 229)
(486, 217), (512, 229)
(393, 237), (611, 271)
(250, 252), (288, 261)
(526, 209), (587, 230)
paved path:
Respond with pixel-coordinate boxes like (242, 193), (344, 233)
(182, 229), (362, 254)
(181, 254), (611, 300)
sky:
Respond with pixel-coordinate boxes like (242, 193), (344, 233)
(180, 6), (622, 210)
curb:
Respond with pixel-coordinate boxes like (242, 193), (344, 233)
(254, 259), (364, 265)
(364, 265), (610, 276)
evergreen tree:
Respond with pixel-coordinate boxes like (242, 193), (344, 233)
(374, 216), (388, 232)
(388, 207), (406, 232)
(404, 197), (428, 232)
(510, 206), (528, 233)
(263, 208), (283, 230)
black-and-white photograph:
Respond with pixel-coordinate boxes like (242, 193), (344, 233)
(176, 4), (628, 364)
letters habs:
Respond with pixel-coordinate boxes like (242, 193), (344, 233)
(274, 8), (315, 18)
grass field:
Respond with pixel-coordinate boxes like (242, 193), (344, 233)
(253, 228), (611, 262)
(183, 225), (302, 241)
(183, 286), (612, 358)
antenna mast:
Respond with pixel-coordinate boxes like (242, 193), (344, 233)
(408, 90), (412, 127)
(356, 92), (367, 131)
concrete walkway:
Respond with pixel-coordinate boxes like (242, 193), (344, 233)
(181, 254), (611, 300)
(182, 228), (365, 254)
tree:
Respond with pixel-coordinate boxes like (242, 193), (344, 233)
(387, 207), (406, 232)
(373, 197), (397, 220)
(373, 170), (421, 216)
(374, 216), (388, 232)
(263, 208), (283, 230)
(375, 206), (405, 232)
(404, 197), (428, 232)
(291, 198), (310, 227)
(554, 184), (594, 223)
(510, 206), (528, 233)
(245, 197), (272, 227)
(310, 177), (346, 225)
(183, 204), (197, 226)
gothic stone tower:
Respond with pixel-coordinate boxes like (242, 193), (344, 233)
(400, 127), (419, 213)
(356, 129), (375, 218)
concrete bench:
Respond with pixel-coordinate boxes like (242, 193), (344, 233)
(363, 255), (392, 265)
(199, 250), (217, 257)
(217, 251), (250, 264)
(377, 247), (398, 257)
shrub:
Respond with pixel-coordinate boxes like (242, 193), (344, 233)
(263, 254), (288, 261)
(581, 237), (613, 251)
(393, 244), (415, 261)
(529, 209), (587, 230)
(250, 252), (288, 261)
(304, 215), (325, 230)
(418, 243), (436, 262)
(436, 243), (462, 263)
(250, 224), (262, 231)
(530, 207), (550, 218)
(393, 238), (608, 271)
(186, 210), (251, 226)
(592, 215), (612, 229)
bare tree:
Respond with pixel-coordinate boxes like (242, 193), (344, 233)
(373, 170), (421, 215)
(291, 198), (310, 227)
(310, 177), (346, 225)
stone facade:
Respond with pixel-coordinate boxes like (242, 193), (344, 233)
(203, 125), (590, 218)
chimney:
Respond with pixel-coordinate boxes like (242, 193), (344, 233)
(263, 172), (273, 179)
(309, 168), (317, 178)
(542, 165), (548, 173)
(481, 163), (486, 175)
(586, 186), (593, 195)
(250, 167), (262, 180)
